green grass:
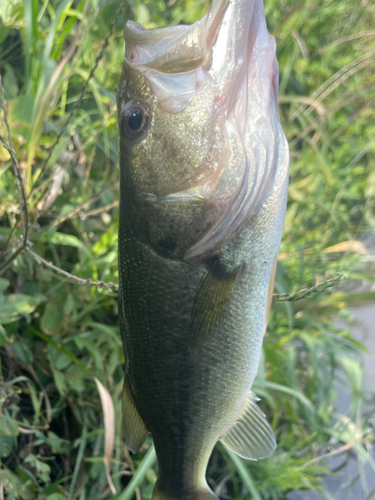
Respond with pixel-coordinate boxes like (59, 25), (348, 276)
(0, 0), (375, 499)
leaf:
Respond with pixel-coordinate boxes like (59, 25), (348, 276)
(0, 323), (8, 347)
(50, 366), (68, 395)
(69, 424), (87, 497)
(0, 17), (9, 42)
(0, 278), (9, 294)
(116, 444), (157, 500)
(7, 95), (35, 139)
(36, 231), (93, 260)
(223, 447), (262, 500)
(0, 470), (23, 498)
(24, 454), (51, 484)
(2, 63), (18, 99)
(74, 336), (104, 371)
(65, 365), (86, 392)
(34, 431), (71, 454)
(0, 435), (14, 458)
(0, 414), (19, 458)
(94, 378), (116, 495)
(14, 341), (33, 364)
(0, 280), (45, 325)
(47, 495), (68, 500)
(263, 381), (315, 411)
(41, 288), (67, 334)
(30, 326), (92, 378)
(42, 482), (69, 498)
(47, 342), (72, 370)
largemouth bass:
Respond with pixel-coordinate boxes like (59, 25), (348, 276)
(117, 0), (289, 498)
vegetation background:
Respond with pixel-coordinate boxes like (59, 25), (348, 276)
(0, 0), (375, 499)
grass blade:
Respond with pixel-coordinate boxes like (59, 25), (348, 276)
(224, 448), (262, 500)
(264, 381), (315, 411)
(69, 423), (87, 497)
(116, 444), (157, 500)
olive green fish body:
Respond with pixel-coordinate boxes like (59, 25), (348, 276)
(118, 0), (289, 498)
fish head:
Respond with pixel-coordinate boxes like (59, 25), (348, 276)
(118, 0), (289, 262)
(117, 5), (226, 199)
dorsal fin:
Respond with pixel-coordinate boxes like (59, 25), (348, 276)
(220, 392), (276, 460)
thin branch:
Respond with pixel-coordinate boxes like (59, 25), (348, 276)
(0, 246), (26, 275)
(26, 244), (344, 302)
(31, 182), (117, 238)
(29, 3), (125, 195)
(26, 248), (118, 292)
(273, 274), (346, 302)
(303, 440), (354, 467)
(0, 76), (30, 275)
(18, 427), (38, 435)
(82, 200), (119, 218)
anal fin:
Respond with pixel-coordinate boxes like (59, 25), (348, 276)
(220, 392), (276, 460)
(122, 377), (149, 453)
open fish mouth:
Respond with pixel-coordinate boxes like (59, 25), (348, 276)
(122, 0), (289, 262)
(123, 0), (277, 113)
(123, 0), (229, 113)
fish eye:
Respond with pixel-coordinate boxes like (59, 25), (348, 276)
(122, 101), (150, 140)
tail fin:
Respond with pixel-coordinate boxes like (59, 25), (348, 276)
(152, 481), (219, 500)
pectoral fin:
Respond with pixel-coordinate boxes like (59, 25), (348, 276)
(266, 255), (278, 324)
(190, 261), (243, 339)
(221, 392), (276, 460)
(122, 377), (149, 453)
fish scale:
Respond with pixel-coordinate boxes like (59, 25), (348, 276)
(117, 0), (289, 498)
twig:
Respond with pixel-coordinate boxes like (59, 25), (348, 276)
(303, 440), (354, 467)
(18, 427), (38, 435)
(31, 182), (117, 238)
(29, 4), (125, 195)
(0, 76), (30, 275)
(82, 200), (119, 218)
(273, 274), (346, 302)
(26, 248), (118, 292)
(26, 243), (344, 301)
